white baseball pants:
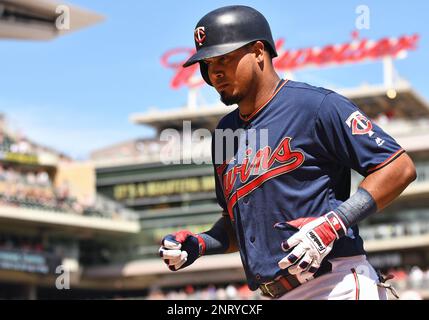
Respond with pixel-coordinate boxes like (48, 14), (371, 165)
(278, 255), (388, 300)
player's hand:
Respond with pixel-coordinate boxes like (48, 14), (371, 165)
(158, 230), (206, 271)
(274, 212), (347, 281)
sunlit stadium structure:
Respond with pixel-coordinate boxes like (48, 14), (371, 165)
(0, 0), (103, 40)
(0, 0), (140, 300)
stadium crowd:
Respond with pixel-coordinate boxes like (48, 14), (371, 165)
(140, 266), (429, 300)
(0, 165), (133, 220)
(0, 234), (44, 252)
(145, 283), (266, 300)
(359, 220), (429, 241)
(0, 121), (69, 160)
(386, 266), (429, 299)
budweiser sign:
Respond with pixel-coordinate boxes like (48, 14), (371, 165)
(161, 33), (419, 89)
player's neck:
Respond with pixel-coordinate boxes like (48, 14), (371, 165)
(238, 72), (281, 120)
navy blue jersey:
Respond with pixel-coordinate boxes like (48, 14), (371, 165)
(212, 80), (404, 290)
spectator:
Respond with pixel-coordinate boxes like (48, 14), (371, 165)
(146, 286), (165, 300)
(215, 287), (227, 300)
(400, 290), (423, 300)
(36, 171), (50, 186)
(225, 284), (238, 300)
(207, 284), (217, 300)
(237, 284), (254, 299)
(409, 266), (424, 289)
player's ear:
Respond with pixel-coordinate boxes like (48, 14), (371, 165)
(251, 41), (265, 63)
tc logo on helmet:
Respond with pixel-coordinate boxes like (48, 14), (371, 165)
(194, 27), (206, 46)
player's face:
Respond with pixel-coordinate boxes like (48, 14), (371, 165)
(204, 45), (257, 106)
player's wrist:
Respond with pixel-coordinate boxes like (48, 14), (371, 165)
(175, 230), (206, 257)
(195, 233), (207, 256)
(323, 211), (347, 238)
(167, 230), (206, 257)
(198, 232), (229, 255)
(334, 187), (377, 230)
(198, 218), (232, 255)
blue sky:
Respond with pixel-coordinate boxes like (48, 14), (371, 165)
(0, 0), (427, 159)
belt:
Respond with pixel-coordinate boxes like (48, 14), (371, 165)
(259, 263), (333, 299)
(259, 274), (302, 299)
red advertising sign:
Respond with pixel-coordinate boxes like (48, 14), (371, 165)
(161, 33), (419, 89)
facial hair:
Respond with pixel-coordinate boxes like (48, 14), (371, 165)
(220, 90), (244, 106)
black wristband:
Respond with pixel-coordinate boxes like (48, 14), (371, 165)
(334, 187), (378, 230)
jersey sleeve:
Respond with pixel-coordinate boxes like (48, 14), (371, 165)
(313, 92), (404, 176)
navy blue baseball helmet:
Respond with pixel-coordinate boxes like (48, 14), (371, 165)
(183, 5), (278, 85)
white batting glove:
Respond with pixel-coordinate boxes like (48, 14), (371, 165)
(276, 212), (347, 281)
(159, 240), (189, 271)
(159, 231), (205, 271)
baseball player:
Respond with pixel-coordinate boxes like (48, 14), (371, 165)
(159, 5), (416, 300)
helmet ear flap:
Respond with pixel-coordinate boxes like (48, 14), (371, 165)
(199, 62), (213, 86)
